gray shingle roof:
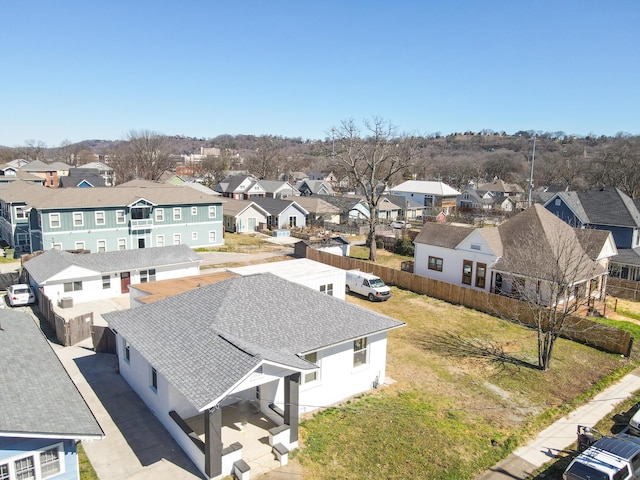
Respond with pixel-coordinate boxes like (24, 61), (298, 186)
(104, 273), (404, 410)
(413, 222), (474, 248)
(0, 310), (103, 439)
(252, 198), (308, 215)
(25, 245), (202, 284)
(577, 187), (640, 228)
(612, 247), (640, 267)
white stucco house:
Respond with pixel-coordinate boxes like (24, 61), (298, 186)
(104, 273), (403, 480)
(413, 205), (616, 305)
(23, 244), (202, 305)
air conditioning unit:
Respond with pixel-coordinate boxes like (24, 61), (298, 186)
(60, 297), (73, 308)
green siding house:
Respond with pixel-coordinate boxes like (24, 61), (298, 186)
(0, 180), (224, 253)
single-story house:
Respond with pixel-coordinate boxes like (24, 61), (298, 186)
(104, 273), (403, 480)
(24, 244), (202, 305)
(0, 310), (104, 480)
(315, 195), (370, 223)
(414, 204), (616, 306)
(256, 180), (300, 199)
(283, 196), (341, 225)
(296, 179), (335, 196)
(251, 198), (308, 230)
(221, 199), (269, 233)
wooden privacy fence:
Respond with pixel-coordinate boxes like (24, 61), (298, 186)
(608, 278), (640, 302)
(38, 288), (93, 346)
(306, 249), (633, 357)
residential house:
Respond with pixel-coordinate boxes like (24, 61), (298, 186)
(544, 187), (640, 280)
(221, 199), (269, 233)
(377, 197), (402, 222)
(315, 195), (370, 223)
(389, 180), (461, 215)
(77, 162), (114, 186)
(228, 258), (346, 300)
(414, 204), (616, 305)
(104, 273), (403, 479)
(475, 179), (525, 210)
(215, 175), (266, 199)
(457, 187), (488, 210)
(388, 195), (424, 220)
(283, 195), (340, 225)
(24, 244), (202, 304)
(252, 198), (308, 230)
(58, 168), (106, 188)
(0, 181), (224, 254)
(0, 164), (45, 186)
(308, 171), (338, 186)
(296, 179), (335, 196)
(20, 160), (71, 188)
(0, 310), (104, 480)
(257, 180), (300, 199)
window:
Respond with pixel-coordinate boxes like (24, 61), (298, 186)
(428, 256), (443, 272)
(63, 281), (83, 292)
(97, 240), (107, 252)
(208, 206), (216, 219)
(0, 464), (8, 480)
(156, 235), (165, 247)
(173, 208), (181, 221)
(303, 352), (319, 383)
(471, 244), (481, 251)
(14, 456), (35, 480)
(116, 210), (126, 224)
(140, 269), (156, 283)
(191, 206), (197, 216)
(320, 283), (334, 296)
(155, 208), (164, 222)
(353, 338), (368, 367)
(15, 207), (27, 219)
(191, 232), (198, 240)
(49, 213), (60, 228)
(555, 198), (561, 206)
(462, 260), (473, 285)
(102, 275), (110, 289)
(73, 211), (83, 227)
(209, 231), (216, 243)
(51, 243), (62, 250)
(124, 339), (130, 363)
(39, 447), (61, 477)
(74, 241), (85, 250)
(150, 366), (158, 391)
(117, 238), (127, 250)
(173, 233), (181, 245)
(475, 263), (486, 288)
(95, 211), (105, 225)
(289, 216), (297, 228)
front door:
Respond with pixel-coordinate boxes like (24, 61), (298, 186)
(248, 217), (257, 232)
(120, 272), (131, 293)
(138, 238), (145, 248)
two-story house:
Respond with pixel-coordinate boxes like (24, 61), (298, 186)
(0, 181), (225, 253)
(389, 180), (460, 215)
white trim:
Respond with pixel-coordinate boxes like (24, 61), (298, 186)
(94, 211), (106, 226)
(116, 209), (126, 224)
(72, 211), (84, 227)
(49, 213), (60, 229)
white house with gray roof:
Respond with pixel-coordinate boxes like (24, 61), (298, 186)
(0, 310), (104, 480)
(24, 244), (202, 305)
(104, 273), (403, 480)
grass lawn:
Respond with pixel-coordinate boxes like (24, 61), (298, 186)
(349, 245), (413, 270)
(195, 232), (286, 254)
(78, 443), (98, 480)
(295, 287), (638, 480)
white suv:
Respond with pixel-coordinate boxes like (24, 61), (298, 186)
(564, 447), (633, 480)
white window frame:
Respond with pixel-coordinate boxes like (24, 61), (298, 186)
(155, 208), (164, 222)
(302, 351), (320, 384)
(49, 213), (60, 229)
(209, 231), (216, 243)
(140, 269), (156, 283)
(72, 211), (83, 227)
(102, 274), (111, 290)
(353, 337), (369, 368)
(156, 235), (165, 247)
(192, 232), (198, 240)
(94, 211), (105, 225)
(173, 208), (181, 221)
(74, 241), (85, 250)
(15, 206), (27, 220)
(208, 205), (216, 219)
(117, 238), (127, 250)
(63, 281), (83, 292)
(191, 206), (197, 216)
(320, 283), (334, 296)
(123, 338), (130, 364)
(116, 210), (126, 224)
(96, 239), (107, 252)
(173, 233), (181, 245)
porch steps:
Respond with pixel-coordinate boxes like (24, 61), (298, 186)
(272, 443), (289, 466)
(233, 459), (250, 480)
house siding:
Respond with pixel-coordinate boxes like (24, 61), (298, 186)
(0, 437), (79, 480)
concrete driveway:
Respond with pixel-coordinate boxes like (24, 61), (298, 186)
(52, 341), (204, 480)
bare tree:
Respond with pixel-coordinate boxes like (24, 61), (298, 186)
(491, 207), (607, 370)
(329, 118), (415, 261)
(126, 130), (176, 181)
(589, 136), (640, 198)
(247, 135), (283, 179)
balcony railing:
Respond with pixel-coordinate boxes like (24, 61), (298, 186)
(130, 218), (154, 230)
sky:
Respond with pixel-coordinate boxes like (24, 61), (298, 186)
(2, 1), (639, 147)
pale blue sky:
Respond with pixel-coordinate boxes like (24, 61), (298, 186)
(2, 1), (639, 147)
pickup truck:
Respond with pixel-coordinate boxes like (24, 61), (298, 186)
(345, 270), (391, 301)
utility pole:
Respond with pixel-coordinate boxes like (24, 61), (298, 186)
(528, 135), (536, 207)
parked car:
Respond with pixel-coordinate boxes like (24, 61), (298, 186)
(345, 270), (391, 301)
(629, 409), (640, 436)
(391, 220), (411, 229)
(563, 446), (633, 480)
(6, 284), (35, 306)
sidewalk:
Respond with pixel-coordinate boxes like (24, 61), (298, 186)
(476, 368), (640, 480)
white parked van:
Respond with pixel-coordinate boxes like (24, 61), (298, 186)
(345, 270), (391, 302)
